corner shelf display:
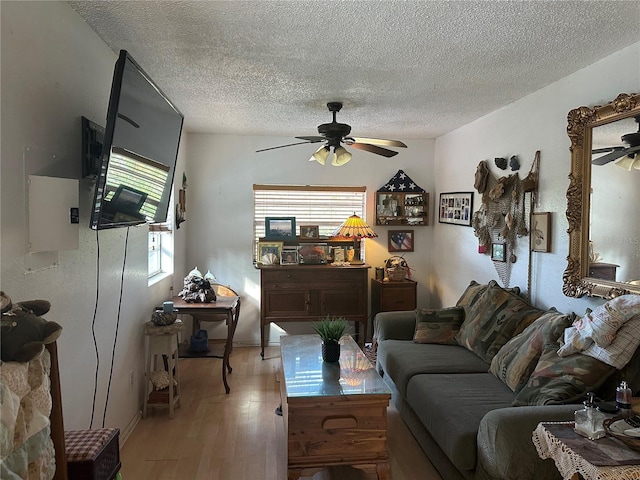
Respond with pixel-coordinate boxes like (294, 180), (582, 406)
(376, 169), (428, 226)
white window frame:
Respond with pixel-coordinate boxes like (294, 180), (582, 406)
(148, 190), (175, 284)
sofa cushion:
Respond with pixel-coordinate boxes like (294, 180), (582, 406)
(413, 307), (465, 345)
(376, 340), (489, 396)
(455, 279), (520, 311)
(489, 309), (572, 392)
(513, 348), (615, 406)
(406, 373), (515, 472)
(455, 281), (544, 363)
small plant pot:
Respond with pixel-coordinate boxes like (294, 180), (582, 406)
(322, 340), (340, 363)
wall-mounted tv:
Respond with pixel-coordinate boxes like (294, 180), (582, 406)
(90, 50), (184, 230)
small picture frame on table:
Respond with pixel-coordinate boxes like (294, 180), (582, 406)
(265, 217), (296, 239)
(491, 243), (506, 262)
(531, 212), (551, 253)
(281, 247), (299, 265)
(300, 225), (320, 240)
(388, 230), (414, 252)
(257, 241), (284, 265)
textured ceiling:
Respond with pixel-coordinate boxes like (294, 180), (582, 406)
(68, 1), (640, 140)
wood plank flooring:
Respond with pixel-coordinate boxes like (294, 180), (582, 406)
(120, 346), (442, 480)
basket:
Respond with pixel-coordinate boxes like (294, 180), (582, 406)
(386, 267), (407, 281)
(385, 255), (410, 281)
(603, 416), (640, 452)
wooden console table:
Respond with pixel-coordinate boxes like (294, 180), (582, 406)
(170, 295), (240, 394)
(259, 264), (370, 357)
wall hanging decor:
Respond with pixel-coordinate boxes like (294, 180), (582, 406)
(388, 230), (414, 252)
(471, 151), (539, 287)
(376, 170), (428, 225)
(176, 172), (187, 229)
(438, 192), (474, 226)
(531, 212), (551, 252)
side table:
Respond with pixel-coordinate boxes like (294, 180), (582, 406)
(143, 319), (184, 418)
(371, 278), (417, 349)
(533, 422), (640, 480)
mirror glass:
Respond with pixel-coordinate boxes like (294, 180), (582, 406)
(564, 92), (640, 299)
(590, 117), (640, 284)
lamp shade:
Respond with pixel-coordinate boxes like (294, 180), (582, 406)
(331, 214), (378, 239)
(331, 146), (352, 166)
(615, 155), (640, 171)
(310, 145), (330, 165)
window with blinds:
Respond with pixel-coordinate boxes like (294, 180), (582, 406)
(253, 184), (367, 251)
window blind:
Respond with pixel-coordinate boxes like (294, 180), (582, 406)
(253, 184), (366, 248)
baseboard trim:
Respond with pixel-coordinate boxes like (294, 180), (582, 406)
(119, 410), (141, 446)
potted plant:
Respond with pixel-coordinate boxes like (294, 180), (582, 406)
(313, 316), (347, 363)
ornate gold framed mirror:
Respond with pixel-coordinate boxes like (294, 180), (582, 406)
(564, 92), (640, 299)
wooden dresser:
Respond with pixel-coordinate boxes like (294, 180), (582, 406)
(259, 264), (370, 357)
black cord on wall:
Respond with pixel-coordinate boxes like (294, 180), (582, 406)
(89, 229), (101, 429)
(102, 226), (130, 427)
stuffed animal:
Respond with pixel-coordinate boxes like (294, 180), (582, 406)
(1, 291), (62, 362)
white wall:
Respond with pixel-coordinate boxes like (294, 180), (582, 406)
(181, 134), (435, 345)
(433, 42), (640, 314)
(0, 2), (186, 434)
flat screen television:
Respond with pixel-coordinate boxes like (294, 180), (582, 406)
(90, 50), (184, 230)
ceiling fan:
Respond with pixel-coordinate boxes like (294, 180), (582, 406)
(592, 116), (640, 169)
(256, 102), (407, 166)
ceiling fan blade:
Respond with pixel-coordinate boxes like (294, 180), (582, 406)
(256, 140), (316, 153)
(349, 142), (398, 158)
(592, 146), (624, 154)
(348, 137), (407, 148)
(592, 145), (640, 165)
(295, 136), (325, 143)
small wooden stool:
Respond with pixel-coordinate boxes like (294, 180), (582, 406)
(65, 428), (121, 480)
(143, 319), (183, 418)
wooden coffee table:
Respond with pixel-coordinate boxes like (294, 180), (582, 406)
(279, 334), (391, 480)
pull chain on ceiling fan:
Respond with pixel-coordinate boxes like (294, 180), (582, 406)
(256, 102), (407, 166)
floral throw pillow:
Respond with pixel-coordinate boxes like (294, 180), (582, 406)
(413, 307), (465, 345)
(489, 309), (573, 392)
(454, 281), (544, 362)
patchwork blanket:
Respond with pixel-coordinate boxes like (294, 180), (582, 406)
(0, 350), (55, 480)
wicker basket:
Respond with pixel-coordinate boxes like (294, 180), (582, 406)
(385, 256), (410, 281)
(603, 416), (640, 452)
(386, 266), (407, 281)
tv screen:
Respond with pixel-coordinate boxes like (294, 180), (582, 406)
(90, 50), (184, 230)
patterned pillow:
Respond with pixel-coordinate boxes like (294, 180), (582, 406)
(454, 281), (544, 362)
(581, 315), (640, 369)
(513, 348), (615, 406)
(489, 309), (572, 392)
(413, 307), (465, 345)
(455, 280), (520, 312)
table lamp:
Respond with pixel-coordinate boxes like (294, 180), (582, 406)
(331, 214), (377, 264)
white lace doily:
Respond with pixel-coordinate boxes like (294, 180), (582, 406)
(532, 422), (640, 480)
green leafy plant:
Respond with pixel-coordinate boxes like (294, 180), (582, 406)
(313, 316), (347, 343)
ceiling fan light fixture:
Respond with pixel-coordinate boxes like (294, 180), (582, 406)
(331, 146), (352, 166)
(615, 154), (640, 171)
(310, 145), (330, 165)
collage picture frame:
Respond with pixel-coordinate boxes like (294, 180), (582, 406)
(438, 192), (474, 226)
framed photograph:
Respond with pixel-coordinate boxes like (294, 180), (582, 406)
(281, 247), (299, 265)
(491, 242), (506, 262)
(257, 241), (284, 265)
(388, 230), (414, 252)
(332, 247), (345, 263)
(438, 192), (474, 226)
(300, 225), (320, 239)
(265, 217), (296, 239)
(531, 212), (551, 252)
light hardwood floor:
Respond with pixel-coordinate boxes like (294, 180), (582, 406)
(120, 346), (442, 480)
